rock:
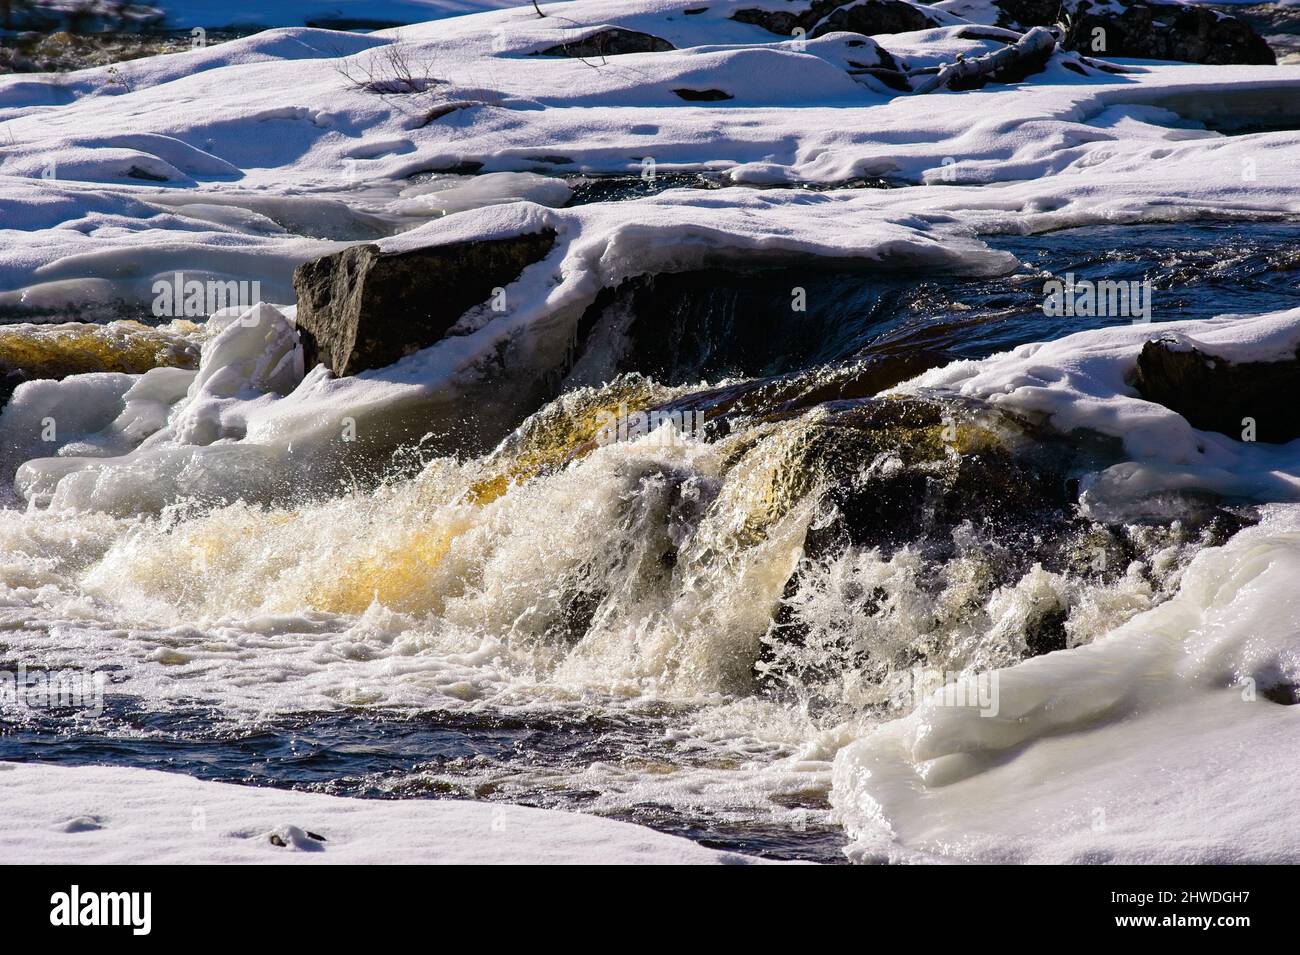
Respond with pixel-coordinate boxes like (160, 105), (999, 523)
(1064, 0), (1276, 65)
(534, 28), (675, 57)
(1132, 337), (1300, 443)
(911, 24), (1057, 93)
(963, 0), (1277, 65)
(292, 230), (557, 377)
(1261, 682), (1300, 705)
(645, 351), (955, 439)
(809, 0), (946, 37)
(981, 0), (1067, 31)
(733, 0), (945, 37)
(673, 88), (734, 101)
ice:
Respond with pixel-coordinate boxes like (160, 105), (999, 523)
(11, 303), (303, 512)
(831, 506), (1300, 864)
(396, 171), (573, 216)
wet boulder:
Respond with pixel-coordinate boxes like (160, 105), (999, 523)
(292, 230), (556, 377)
(1133, 336), (1300, 443)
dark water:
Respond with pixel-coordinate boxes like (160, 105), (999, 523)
(587, 220), (1300, 386)
(563, 172), (894, 204)
(3, 218), (1299, 863)
(0, 697), (847, 863)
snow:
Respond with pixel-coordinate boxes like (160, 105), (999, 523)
(152, 1), (527, 30)
(894, 308), (1300, 515)
(830, 505), (1300, 864)
(0, 761), (765, 863)
(2, 0), (1300, 864)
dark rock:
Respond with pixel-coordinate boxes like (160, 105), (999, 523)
(810, 0), (945, 37)
(1261, 682), (1300, 705)
(673, 88), (734, 101)
(293, 230), (557, 377)
(1065, 0), (1275, 65)
(420, 101), (475, 125)
(985, 0), (1063, 31)
(126, 165), (170, 182)
(732, 7), (803, 35)
(848, 66), (912, 91)
(733, 0), (945, 37)
(534, 28), (675, 57)
(1132, 337), (1300, 443)
(1023, 602), (1069, 656)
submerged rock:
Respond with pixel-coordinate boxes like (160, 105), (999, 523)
(735, 391), (1256, 705)
(0, 320), (199, 408)
(1133, 336), (1300, 443)
(292, 230), (556, 377)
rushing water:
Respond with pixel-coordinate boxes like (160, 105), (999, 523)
(2, 218), (1299, 863)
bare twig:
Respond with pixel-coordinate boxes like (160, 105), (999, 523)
(334, 39), (442, 95)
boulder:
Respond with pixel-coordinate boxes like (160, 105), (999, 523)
(945, 0), (1275, 64)
(1133, 337), (1300, 443)
(810, 0), (946, 36)
(733, 0), (945, 38)
(534, 28), (675, 57)
(292, 230), (557, 377)
(911, 24), (1057, 93)
(673, 88), (734, 101)
(1064, 0), (1276, 65)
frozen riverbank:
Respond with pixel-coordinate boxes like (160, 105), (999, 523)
(1, 0), (1298, 864)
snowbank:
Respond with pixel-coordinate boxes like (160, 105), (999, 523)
(830, 505), (1300, 864)
(0, 761), (767, 863)
(3, 0), (1300, 321)
(895, 307), (1300, 514)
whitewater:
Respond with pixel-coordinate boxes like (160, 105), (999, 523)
(2, 0), (1300, 863)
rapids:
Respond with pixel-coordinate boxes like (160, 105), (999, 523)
(3, 220), (1300, 861)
